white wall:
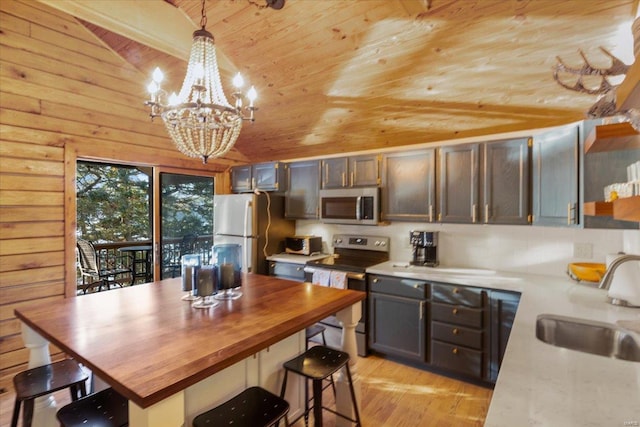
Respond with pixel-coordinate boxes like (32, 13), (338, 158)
(296, 221), (638, 278)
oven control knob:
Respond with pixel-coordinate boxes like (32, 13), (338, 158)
(334, 238), (342, 244)
(375, 240), (386, 247)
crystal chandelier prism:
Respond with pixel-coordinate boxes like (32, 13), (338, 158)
(145, 1), (257, 164)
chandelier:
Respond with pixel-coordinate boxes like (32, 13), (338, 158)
(144, 0), (257, 164)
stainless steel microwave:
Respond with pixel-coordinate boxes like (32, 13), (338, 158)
(319, 187), (379, 225)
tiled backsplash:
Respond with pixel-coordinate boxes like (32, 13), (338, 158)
(296, 221), (638, 277)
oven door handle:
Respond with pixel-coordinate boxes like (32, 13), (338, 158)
(303, 266), (365, 281)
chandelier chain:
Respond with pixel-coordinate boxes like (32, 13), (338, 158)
(200, 0), (207, 30)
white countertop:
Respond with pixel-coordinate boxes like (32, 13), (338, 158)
(366, 261), (640, 427)
(266, 253), (330, 264)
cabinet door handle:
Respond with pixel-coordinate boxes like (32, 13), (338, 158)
(452, 308), (458, 315)
(342, 172), (346, 187)
(567, 202), (576, 225)
(296, 267), (302, 271)
(452, 348), (459, 355)
(472, 204), (477, 223)
(251, 177), (256, 189)
(429, 205), (433, 223)
(485, 204), (489, 224)
(453, 288), (459, 294)
(270, 263), (275, 268)
(373, 278), (379, 283)
(452, 328), (459, 335)
(324, 163), (329, 187)
(419, 301), (424, 320)
(350, 172), (354, 187)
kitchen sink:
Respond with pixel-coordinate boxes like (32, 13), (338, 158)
(536, 314), (640, 362)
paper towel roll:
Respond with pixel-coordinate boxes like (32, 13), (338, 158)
(606, 253), (640, 306)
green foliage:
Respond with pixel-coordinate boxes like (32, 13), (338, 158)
(160, 173), (213, 240)
(76, 162), (151, 242)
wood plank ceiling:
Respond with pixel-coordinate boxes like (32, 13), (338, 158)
(46, 0), (640, 163)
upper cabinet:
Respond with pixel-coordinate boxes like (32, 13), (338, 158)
(438, 138), (530, 225)
(438, 144), (480, 223)
(321, 154), (380, 189)
(230, 162), (285, 193)
(284, 160), (320, 219)
(381, 149), (436, 222)
(482, 137), (531, 225)
(532, 125), (579, 227)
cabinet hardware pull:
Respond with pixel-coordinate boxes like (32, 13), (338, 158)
(453, 288), (459, 294)
(567, 202), (576, 225)
(452, 308), (458, 315)
(324, 163), (329, 186)
(350, 172), (354, 187)
(452, 328), (459, 335)
(472, 204), (477, 223)
(251, 177), (256, 189)
(373, 278), (379, 283)
(296, 267), (302, 271)
(419, 301), (424, 320)
(485, 204), (489, 224)
(452, 348), (459, 355)
(429, 205), (433, 223)
(270, 263), (275, 268)
(341, 172), (346, 187)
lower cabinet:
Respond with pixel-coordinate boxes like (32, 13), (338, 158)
(268, 261), (306, 282)
(368, 274), (520, 385)
(429, 283), (489, 380)
(489, 290), (521, 383)
(368, 275), (428, 362)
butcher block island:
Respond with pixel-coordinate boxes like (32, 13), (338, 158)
(14, 274), (365, 427)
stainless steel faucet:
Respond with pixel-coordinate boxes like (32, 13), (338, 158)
(598, 254), (640, 307)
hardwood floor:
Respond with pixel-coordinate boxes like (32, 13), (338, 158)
(0, 354), (492, 427)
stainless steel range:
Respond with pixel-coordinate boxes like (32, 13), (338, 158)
(303, 234), (390, 356)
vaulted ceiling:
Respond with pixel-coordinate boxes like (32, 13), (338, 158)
(40, 0), (639, 163)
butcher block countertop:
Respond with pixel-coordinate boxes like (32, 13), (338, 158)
(367, 262), (640, 427)
(14, 274), (364, 409)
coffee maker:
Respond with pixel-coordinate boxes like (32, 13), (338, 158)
(410, 231), (439, 267)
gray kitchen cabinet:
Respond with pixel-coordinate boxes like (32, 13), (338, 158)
(438, 144), (480, 223)
(430, 283), (489, 380)
(482, 137), (531, 225)
(321, 154), (380, 188)
(284, 160), (320, 219)
(381, 149), (436, 222)
(439, 138), (530, 224)
(532, 125), (580, 226)
(489, 290), (521, 383)
(230, 162), (285, 193)
(368, 274), (428, 362)
(268, 261), (306, 282)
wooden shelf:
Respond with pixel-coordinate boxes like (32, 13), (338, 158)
(584, 122), (640, 153)
(584, 196), (640, 222)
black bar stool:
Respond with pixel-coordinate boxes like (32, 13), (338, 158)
(279, 345), (361, 427)
(305, 324), (336, 400)
(57, 387), (128, 427)
(11, 359), (89, 427)
(193, 386), (289, 427)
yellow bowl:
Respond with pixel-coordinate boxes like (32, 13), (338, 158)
(567, 263), (606, 283)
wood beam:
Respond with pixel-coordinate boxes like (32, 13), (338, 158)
(35, 0), (236, 72)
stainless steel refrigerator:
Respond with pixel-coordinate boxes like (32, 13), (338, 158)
(213, 193), (295, 275)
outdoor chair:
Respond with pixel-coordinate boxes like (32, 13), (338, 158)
(76, 239), (132, 294)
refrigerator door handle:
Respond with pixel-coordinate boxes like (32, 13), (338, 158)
(243, 199), (252, 272)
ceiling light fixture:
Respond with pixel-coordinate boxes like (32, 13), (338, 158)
(145, 0), (257, 164)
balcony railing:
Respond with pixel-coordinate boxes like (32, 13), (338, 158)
(87, 235), (214, 285)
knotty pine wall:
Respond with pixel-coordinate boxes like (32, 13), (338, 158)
(0, 0), (237, 393)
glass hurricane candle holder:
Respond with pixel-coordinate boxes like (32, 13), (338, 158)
(192, 265), (219, 309)
(212, 244), (243, 300)
(181, 254), (201, 301)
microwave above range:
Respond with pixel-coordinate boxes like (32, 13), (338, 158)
(319, 187), (380, 225)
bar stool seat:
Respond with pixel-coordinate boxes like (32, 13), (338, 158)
(12, 359), (89, 427)
(57, 387), (128, 427)
(193, 386), (289, 427)
(280, 345), (361, 427)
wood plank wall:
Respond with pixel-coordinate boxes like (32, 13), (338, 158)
(0, 0), (235, 393)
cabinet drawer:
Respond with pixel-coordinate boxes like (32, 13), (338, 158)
(369, 275), (428, 299)
(431, 321), (483, 349)
(431, 302), (483, 328)
(431, 340), (483, 378)
(269, 262), (305, 281)
(432, 283), (484, 307)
